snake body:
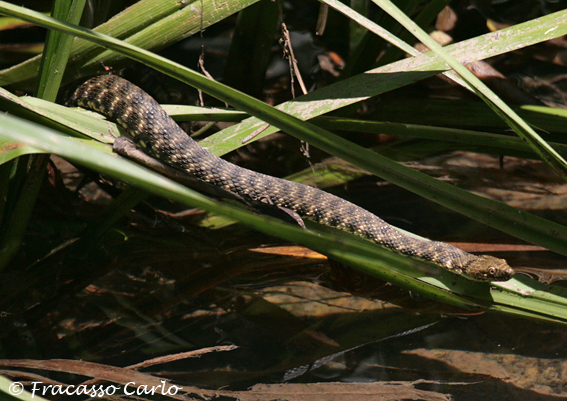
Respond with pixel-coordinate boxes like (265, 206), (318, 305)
(68, 75), (514, 281)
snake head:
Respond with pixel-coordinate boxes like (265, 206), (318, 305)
(466, 255), (515, 281)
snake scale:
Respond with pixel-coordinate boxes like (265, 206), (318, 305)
(68, 75), (514, 282)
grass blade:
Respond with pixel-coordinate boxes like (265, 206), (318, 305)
(372, 0), (567, 178)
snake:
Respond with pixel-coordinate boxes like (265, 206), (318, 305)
(68, 75), (515, 282)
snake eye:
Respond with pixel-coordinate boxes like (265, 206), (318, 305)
(488, 266), (496, 277)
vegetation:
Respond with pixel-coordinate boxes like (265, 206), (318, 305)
(1, 0), (567, 398)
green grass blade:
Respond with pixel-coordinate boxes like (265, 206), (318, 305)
(204, 9), (567, 154)
(372, 0), (567, 178)
(0, 0), (88, 270)
(0, 0), (261, 87)
(372, 99), (567, 134)
(35, 0), (86, 99)
(0, 0), (184, 86)
(319, 0), (416, 55)
(313, 117), (567, 157)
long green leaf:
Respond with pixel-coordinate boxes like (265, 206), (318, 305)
(35, 0), (86, 99)
(313, 117), (567, 157)
(0, 0), (87, 270)
(0, 0), (261, 87)
(204, 9), (567, 153)
(372, 0), (567, 178)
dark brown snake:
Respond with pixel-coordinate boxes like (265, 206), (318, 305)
(68, 75), (515, 282)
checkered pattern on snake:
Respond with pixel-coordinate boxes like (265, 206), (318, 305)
(68, 75), (514, 281)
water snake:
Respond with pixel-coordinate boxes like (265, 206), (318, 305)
(68, 75), (515, 282)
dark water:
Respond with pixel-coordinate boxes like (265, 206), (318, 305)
(2, 211), (566, 401)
